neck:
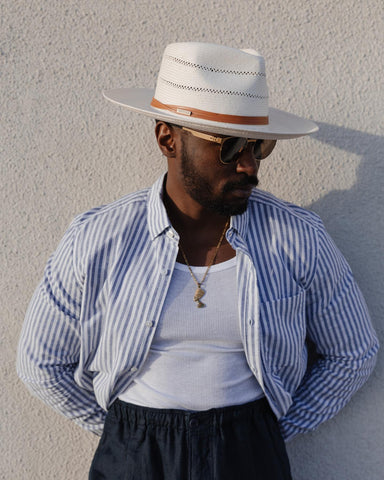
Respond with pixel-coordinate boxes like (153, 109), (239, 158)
(163, 184), (228, 235)
(163, 184), (234, 266)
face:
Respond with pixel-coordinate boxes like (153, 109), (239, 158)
(179, 130), (261, 216)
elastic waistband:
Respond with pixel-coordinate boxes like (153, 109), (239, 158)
(110, 397), (269, 430)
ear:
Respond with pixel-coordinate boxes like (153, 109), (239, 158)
(155, 121), (177, 158)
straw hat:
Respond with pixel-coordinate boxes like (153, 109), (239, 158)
(103, 42), (318, 139)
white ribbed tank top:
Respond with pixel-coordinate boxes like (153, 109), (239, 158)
(119, 256), (263, 410)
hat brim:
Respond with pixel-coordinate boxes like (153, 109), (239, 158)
(103, 88), (318, 140)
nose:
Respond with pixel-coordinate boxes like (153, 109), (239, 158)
(235, 147), (260, 176)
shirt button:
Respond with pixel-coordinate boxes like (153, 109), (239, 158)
(166, 230), (175, 239)
(248, 319), (255, 326)
(161, 268), (169, 276)
(130, 366), (138, 373)
(145, 321), (153, 328)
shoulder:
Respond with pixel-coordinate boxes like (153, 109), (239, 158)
(245, 190), (332, 291)
(60, 187), (153, 276)
(56, 187), (152, 262)
(248, 189), (324, 233)
(71, 187), (150, 234)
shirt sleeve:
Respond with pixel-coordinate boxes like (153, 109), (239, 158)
(16, 220), (106, 436)
(278, 222), (379, 441)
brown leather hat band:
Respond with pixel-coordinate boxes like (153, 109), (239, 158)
(150, 98), (269, 125)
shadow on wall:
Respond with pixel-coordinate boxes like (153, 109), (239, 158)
(308, 122), (384, 321)
(287, 124), (383, 480)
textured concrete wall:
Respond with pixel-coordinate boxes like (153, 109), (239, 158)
(2, 0), (383, 478)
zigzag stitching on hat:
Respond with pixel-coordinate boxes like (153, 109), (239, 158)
(166, 55), (266, 77)
(160, 78), (268, 99)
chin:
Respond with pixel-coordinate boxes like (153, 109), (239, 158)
(209, 199), (249, 216)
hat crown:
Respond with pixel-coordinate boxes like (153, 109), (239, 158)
(153, 42), (269, 118)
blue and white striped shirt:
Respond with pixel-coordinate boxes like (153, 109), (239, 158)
(17, 174), (379, 441)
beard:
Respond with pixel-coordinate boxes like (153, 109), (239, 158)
(180, 140), (259, 216)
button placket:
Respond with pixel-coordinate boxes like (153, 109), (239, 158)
(237, 249), (265, 393)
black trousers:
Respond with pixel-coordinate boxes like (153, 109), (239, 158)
(89, 398), (292, 480)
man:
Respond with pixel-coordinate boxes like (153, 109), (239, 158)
(17, 43), (379, 479)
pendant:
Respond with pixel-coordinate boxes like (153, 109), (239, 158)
(194, 286), (206, 308)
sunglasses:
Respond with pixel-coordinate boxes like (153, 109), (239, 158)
(180, 127), (277, 165)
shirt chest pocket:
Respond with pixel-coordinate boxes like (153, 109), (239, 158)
(259, 290), (306, 368)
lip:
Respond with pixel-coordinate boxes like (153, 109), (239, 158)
(229, 185), (254, 198)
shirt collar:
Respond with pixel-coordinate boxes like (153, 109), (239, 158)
(147, 173), (250, 241)
(229, 204), (249, 239)
(147, 173), (172, 240)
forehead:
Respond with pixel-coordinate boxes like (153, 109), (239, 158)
(170, 122), (227, 139)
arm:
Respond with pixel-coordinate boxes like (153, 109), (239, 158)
(17, 220), (106, 435)
(279, 224), (379, 441)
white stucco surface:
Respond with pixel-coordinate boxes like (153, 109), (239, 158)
(2, 0), (383, 478)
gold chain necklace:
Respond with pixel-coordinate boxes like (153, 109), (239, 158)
(178, 219), (230, 308)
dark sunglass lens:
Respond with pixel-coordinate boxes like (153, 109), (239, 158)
(252, 139), (277, 159)
(252, 140), (263, 159)
(220, 137), (247, 164)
